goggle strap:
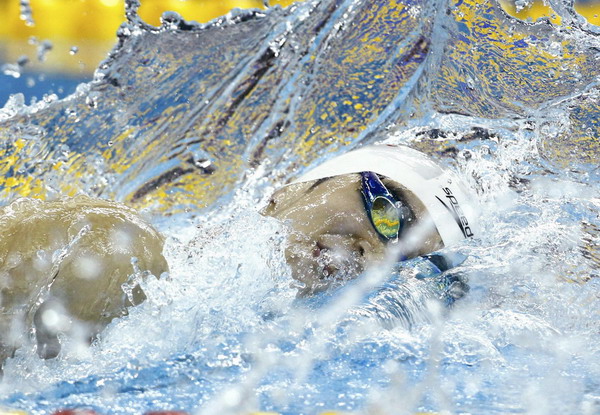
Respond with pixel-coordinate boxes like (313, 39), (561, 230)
(360, 171), (394, 202)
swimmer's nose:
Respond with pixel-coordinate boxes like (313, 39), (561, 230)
(316, 234), (374, 260)
(354, 239), (373, 258)
(313, 241), (326, 257)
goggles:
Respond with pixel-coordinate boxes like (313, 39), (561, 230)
(360, 171), (407, 242)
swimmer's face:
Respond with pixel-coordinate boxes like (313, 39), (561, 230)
(263, 174), (443, 295)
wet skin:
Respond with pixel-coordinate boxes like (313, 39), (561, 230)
(263, 174), (443, 295)
(0, 196), (168, 366)
(0, 176), (440, 366)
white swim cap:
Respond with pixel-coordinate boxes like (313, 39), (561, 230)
(292, 145), (479, 247)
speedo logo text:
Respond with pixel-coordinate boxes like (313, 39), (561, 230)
(436, 187), (474, 238)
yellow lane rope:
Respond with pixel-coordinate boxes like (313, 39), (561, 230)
(0, 0), (597, 74)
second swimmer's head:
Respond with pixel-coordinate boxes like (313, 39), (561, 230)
(263, 145), (478, 295)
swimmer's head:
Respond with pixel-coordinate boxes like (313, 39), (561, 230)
(263, 145), (479, 295)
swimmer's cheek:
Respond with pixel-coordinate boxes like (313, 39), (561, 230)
(284, 237), (372, 296)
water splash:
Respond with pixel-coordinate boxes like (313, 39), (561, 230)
(0, 0), (599, 413)
(19, 0), (35, 27)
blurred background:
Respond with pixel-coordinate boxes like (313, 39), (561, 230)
(0, 0), (297, 103)
(0, 0), (598, 105)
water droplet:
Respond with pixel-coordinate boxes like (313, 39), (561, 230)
(6, 251), (23, 268)
(117, 25), (132, 38)
(19, 0), (35, 26)
(1, 63), (21, 79)
(17, 55), (29, 67)
(66, 107), (77, 118)
(37, 40), (53, 62)
(161, 11), (183, 30)
(514, 0), (533, 13)
(33, 249), (51, 273)
(70, 46), (79, 55)
(85, 91), (100, 108)
(59, 144), (70, 159)
(466, 75), (475, 90)
(73, 255), (104, 280)
(43, 94), (58, 104)
(195, 158), (212, 169)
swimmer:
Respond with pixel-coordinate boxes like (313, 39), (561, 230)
(0, 145), (477, 368)
(0, 196), (167, 368)
(263, 145), (478, 296)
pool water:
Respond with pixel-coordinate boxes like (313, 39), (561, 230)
(0, 0), (599, 414)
